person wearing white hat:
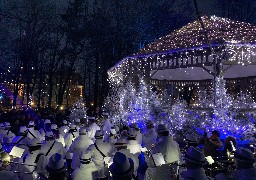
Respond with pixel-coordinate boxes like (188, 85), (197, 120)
(39, 119), (52, 138)
(27, 121), (43, 140)
(87, 130), (114, 179)
(13, 138), (46, 180)
(110, 152), (135, 180)
(87, 117), (100, 140)
(126, 130), (142, 154)
(51, 124), (65, 147)
(229, 148), (256, 179)
(64, 124), (79, 149)
(46, 153), (68, 180)
(11, 126), (30, 154)
(74, 119), (81, 131)
(142, 120), (157, 150)
(40, 131), (66, 165)
(72, 151), (98, 180)
(2, 122), (15, 143)
(114, 138), (140, 178)
(108, 128), (118, 144)
(102, 112), (111, 142)
(59, 120), (69, 137)
(130, 123), (143, 144)
(180, 147), (208, 180)
(146, 124), (181, 180)
(69, 128), (93, 169)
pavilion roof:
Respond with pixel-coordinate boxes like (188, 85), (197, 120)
(135, 16), (256, 56)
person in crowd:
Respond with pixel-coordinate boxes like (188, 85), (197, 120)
(71, 151), (98, 180)
(13, 138), (46, 180)
(46, 153), (68, 180)
(64, 124), (79, 149)
(102, 112), (111, 141)
(130, 123), (142, 144)
(110, 152), (134, 180)
(217, 148), (256, 179)
(180, 146), (208, 180)
(87, 130), (114, 179)
(74, 119), (81, 131)
(108, 128), (118, 144)
(40, 119), (52, 138)
(185, 134), (199, 148)
(87, 116), (100, 140)
(114, 138), (140, 178)
(223, 136), (237, 155)
(69, 128), (93, 169)
(41, 131), (66, 165)
(51, 124), (65, 147)
(11, 126), (30, 154)
(146, 124), (181, 180)
(200, 130), (223, 157)
(59, 120), (69, 137)
(127, 130), (142, 154)
(2, 122), (15, 143)
(27, 121), (42, 140)
(142, 120), (157, 150)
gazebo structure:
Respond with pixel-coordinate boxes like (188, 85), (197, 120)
(108, 16), (256, 104)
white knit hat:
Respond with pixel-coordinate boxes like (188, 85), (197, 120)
(102, 112), (109, 116)
(75, 119), (80, 123)
(87, 116), (96, 120)
(110, 128), (117, 135)
(63, 120), (68, 125)
(70, 124), (76, 130)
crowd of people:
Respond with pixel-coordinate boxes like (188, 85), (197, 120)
(0, 110), (255, 180)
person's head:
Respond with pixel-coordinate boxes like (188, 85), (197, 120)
(234, 148), (255, 169)
(28, 121), (35, 128)
(95, 130), (104, 141)
(185, 135), (199, 147)
(156, 124), (169, 138)
(114, 139), (127, 151)
(28, 138), (42, 152)
(62, 120), (68, 126)
(79, 128), (87, 136)
(102, 112), (109, 120)
(45, 131), (55, 141)
(74, 119), (81, 127)
(3, 122), (11, 130)
(80, 151), (92, 165)
(127, 131), (136, 141)
(110, 152), (134, 180)
(130, 123), (139, 131)
(44, 119), (52, 131)
(46, 153), (67, 180)
(211, 130), (220, 140)
(110, 128), (117, 137)
(146, 120), (154, 130)
(69, 125), (77, 133)
(87, 116), (96, 126)
(19, 126), (27, 136)
(184, 147), (207, 169)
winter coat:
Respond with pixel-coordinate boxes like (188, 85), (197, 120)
(88, 122), (100, 140)
(72, 162), (98, 180)
(64, 131), (79, 149)
(55, 134), (65, 147)
(142, 128), (157, 150)
(40, 140), (66, 164)
(69, 134), (93, 169)
(135, 130), (143, 145)
(102, 119), (111, 141)
(13, 150), (47, 180)
(27, 128), (42, 140)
